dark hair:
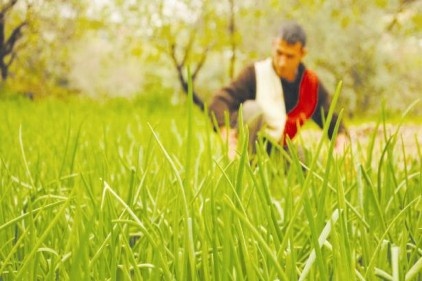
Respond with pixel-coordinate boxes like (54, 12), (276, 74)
(277, 21), (307, 47)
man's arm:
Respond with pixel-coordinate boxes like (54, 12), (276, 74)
(208, 64), (256, 159)
(312, 82), (348, 139)
(208, 64), (256, 128)
(312, 82), (350, 153)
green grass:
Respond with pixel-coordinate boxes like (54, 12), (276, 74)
(0, 95), (421, 280)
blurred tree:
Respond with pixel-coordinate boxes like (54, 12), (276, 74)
(146, 0), (226, 110)
(0, 0), (420, 116)
(284, 0), (422, 116)
(0, 0), (27, 81)
(227, 0), (237, 80)
(110, 0), (245, 108)
(8, 1), (89, 97)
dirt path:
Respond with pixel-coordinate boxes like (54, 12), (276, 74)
(300, 123), (421, 163)
(349, 123), (421, 154)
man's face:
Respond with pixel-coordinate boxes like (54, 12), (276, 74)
(271, 38), (306, 81)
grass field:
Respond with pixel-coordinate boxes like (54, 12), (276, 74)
(0, 96), (421, 280)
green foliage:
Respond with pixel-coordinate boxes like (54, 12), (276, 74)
(282, 0), (422, 116)
(0, 98), (421, 280)
(2, 0), (421, 116)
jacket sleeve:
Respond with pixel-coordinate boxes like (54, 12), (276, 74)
(312, 82), (348, 139)
(208, 65), (256, 128)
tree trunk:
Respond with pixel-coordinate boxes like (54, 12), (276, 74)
(169, 43), (207, 111)
(175, 65), (205, 111)
(0, 15), (5, 80)
(0, 61), (8, 80)
(0, 0), (26, 81)
(228, 0), (237, 80)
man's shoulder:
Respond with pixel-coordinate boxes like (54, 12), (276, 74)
(303, 68), (318, 83)
(242, 62), (257, 72)
(236, 63), (257, 80)
(242, 58), (272, 70)
(300, 64), (319, 80)
(235, 58), (275, 84)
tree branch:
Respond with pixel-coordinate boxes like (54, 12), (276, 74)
(386, 0), (418, 32)
(228, 0), (236, 79)
(0, 0), (19, 15)
(192, 45), (210, 81)
(169, 42), (187, 89)
(169, 42), (184, 76)
(0, 0), (25, 80)
(4, 21), (26, 56)
(169, 41), (205, 110)
(0, 17), (5, 49)
(180, 27), (197, 67)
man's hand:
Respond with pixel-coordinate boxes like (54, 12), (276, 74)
(334, 133), (350, 155)
(220, 127), (238, 160)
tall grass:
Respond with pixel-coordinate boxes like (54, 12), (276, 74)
(0, 94), (421, 280)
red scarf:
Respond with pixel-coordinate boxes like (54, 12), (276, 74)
(282, 69), (319, 144)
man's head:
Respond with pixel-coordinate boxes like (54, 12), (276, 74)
(271, 21), (307, 81)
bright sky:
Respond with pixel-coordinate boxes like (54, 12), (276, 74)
(87, 0), (200, 24)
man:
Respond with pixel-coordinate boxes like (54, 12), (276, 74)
(209, 21), (349, 159)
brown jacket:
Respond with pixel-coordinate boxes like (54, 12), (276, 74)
(209, 62), (347, 139)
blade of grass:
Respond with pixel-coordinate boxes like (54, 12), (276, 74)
(277, 81), (343, 264)
(405, 255), (422, 281)
(14, 196), (71, 280)
(392, 245), (400, 281)
(365, 196), (421, 279)
(18, 125), (35, 189)
(101, 180), (173, 280)
(224, 195), (289, 281)
(299, 209), (340, 281)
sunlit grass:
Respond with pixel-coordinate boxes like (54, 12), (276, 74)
(0, 94), (421, 280)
